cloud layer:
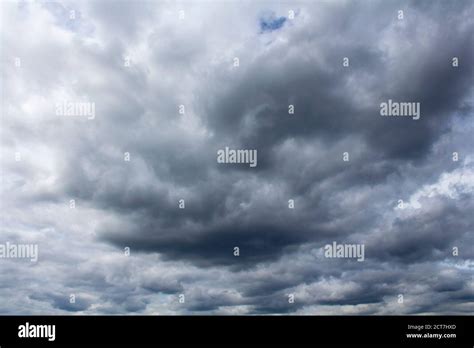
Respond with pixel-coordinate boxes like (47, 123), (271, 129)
(1, 0), (473, 314)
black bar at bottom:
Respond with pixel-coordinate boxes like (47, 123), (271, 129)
(0, 315), (472, 346)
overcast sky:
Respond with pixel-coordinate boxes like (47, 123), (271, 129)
(1, 0), (473, 315)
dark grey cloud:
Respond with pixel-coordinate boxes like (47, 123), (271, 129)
(368, 194), (474, 263)
(29, 292), (93, 312)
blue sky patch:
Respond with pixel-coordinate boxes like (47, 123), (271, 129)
(260, 14), (286, 32)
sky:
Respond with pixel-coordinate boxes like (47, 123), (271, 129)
(0, 0), (473, 315)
